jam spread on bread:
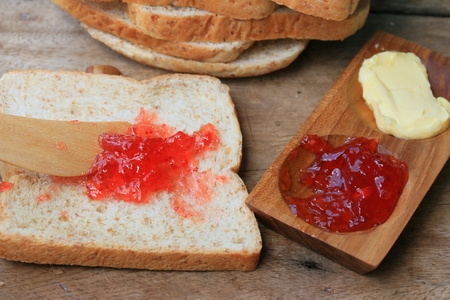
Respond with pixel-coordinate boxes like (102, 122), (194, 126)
(85, 109), (221, 218)
(0, 181), (13, 191)
(279, 135), (408, 232)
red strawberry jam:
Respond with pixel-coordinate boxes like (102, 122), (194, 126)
(84, 109), (221, 218)
(0, 181), (13, 191)
(279, 135), (408, 232)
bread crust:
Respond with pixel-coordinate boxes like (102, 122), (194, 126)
(53, 0), (253, 63)
(92, 0), (277, 20)
(84, 25), (309, 78)
(0, 233), (260, 271)
(127, 0), (370, 42)
(127, 0), (277, 20)
(95, 0), (358, 21)
(273, 0), (360, 21)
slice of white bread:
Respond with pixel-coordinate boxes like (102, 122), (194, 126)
(97, 0), (278, 20)
(83, 25), (309, 78)
(127, 0), (369, 43)
(52, 0), (253, 63)
(273, 0), (360, 21)
(0, 70), (262, 271)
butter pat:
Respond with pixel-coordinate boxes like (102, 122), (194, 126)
(358, 51), (450, 139)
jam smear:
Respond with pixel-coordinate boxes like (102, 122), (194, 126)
(0, 181), (13, 191)
(84, 109), (221, 218)
(280, 135), (408, 232)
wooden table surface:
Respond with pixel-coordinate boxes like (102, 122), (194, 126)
(0, 1), (449, 299)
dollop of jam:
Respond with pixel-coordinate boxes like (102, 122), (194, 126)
(84, 109), (221, 218)
(279, 135), (408, 232)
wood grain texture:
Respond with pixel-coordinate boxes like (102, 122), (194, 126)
(0, 115), (130, 176)
(0, 0), (449, 299)
(246, 31), (450, 273)
(371, 0), (450, 16)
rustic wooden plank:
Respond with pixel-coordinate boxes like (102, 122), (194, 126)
(0, 0), (449, 299)
(371, 0), (450, 16)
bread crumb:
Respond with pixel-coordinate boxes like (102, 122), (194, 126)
(0, 282), (5, 287)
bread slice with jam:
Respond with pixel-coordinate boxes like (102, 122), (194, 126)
(0, 70), (262, 271)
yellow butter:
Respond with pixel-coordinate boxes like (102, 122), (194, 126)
(358, 51), (450, 139)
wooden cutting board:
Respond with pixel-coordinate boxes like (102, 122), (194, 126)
(246, 31), (450, 274)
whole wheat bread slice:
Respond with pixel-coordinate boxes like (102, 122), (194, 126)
(127, 0), (369, 42)
(272, 0), (360, 21)
(0, 70), (262, 270)
(104, 0), (278, 20)
(83, 25), (309, 77)
(52, 0), (253, 63)
(122, 0), (358, 21)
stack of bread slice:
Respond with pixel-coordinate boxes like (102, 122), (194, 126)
(53, 0), (369, 77)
